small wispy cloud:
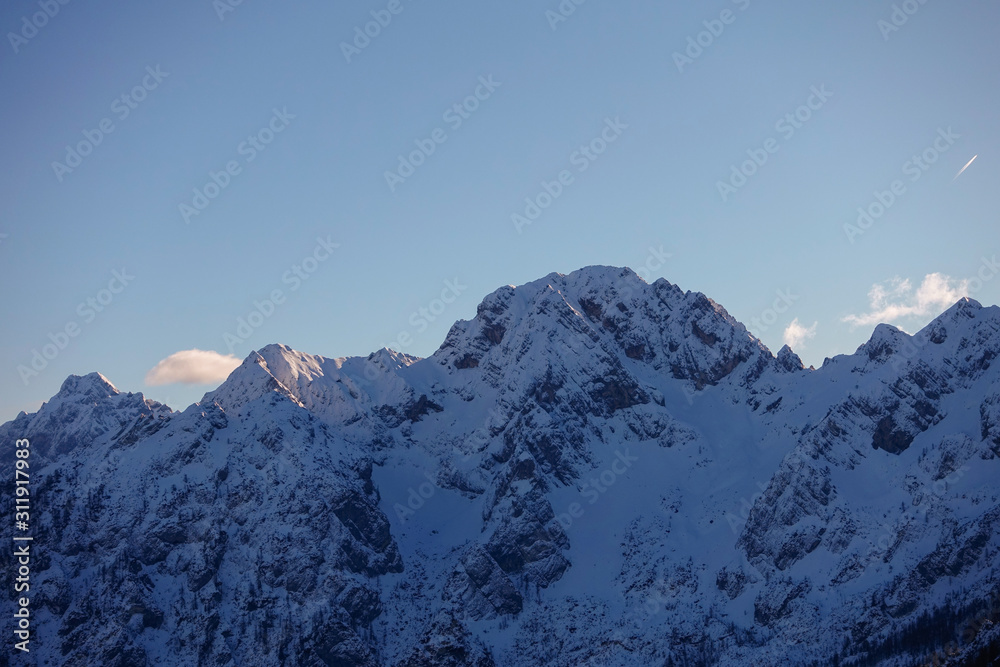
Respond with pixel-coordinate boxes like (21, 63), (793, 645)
(842, 273), (969, 329)
(783, 318), (818, 349)
(145, 349), (241, 386)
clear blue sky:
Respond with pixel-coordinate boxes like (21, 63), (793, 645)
(1, 0), (997, 418)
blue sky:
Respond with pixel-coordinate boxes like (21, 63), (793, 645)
(1, 0), (997, 419)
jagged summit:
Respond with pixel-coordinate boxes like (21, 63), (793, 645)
(856, 322), (911, 362)
(2, 371), (169, 464)
(56, 371), (119, 400)
(429, 265), (773, 398)
(848, 297), (1000, 367)
(776, 344), (805, 372)
(918, 295), (994, 334)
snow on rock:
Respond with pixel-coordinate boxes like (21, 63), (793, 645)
(3, 266), (1000, 666)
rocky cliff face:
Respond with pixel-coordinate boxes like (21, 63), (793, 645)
(3, 267), (999, 666)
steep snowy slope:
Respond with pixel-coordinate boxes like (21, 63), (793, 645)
(2, 267), (998, 666)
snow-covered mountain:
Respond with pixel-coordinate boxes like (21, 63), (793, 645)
(3, 266), (999, 666)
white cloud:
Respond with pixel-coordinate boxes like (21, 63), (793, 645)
(842, 273), (969, 329)
(145, 349), (241, 386)
(783, 318), (818, 350)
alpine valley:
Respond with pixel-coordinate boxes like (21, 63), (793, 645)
(3, 266), (999, 666)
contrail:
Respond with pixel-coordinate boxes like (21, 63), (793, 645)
(952, 154), (978, 181)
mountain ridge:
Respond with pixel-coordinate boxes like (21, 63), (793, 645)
(3, 265), (999, 666)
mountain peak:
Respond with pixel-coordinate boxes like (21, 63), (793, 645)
(856, 323), (911, 363)
(520, 265), (651, 297)
(56, 372), (119, 400)
(776, 344), (805, 372)
(937, 295), (984, 321)
(253, 343), (326, 381)
(198, 347), (303, 414)
(430, 264), (771, 399)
